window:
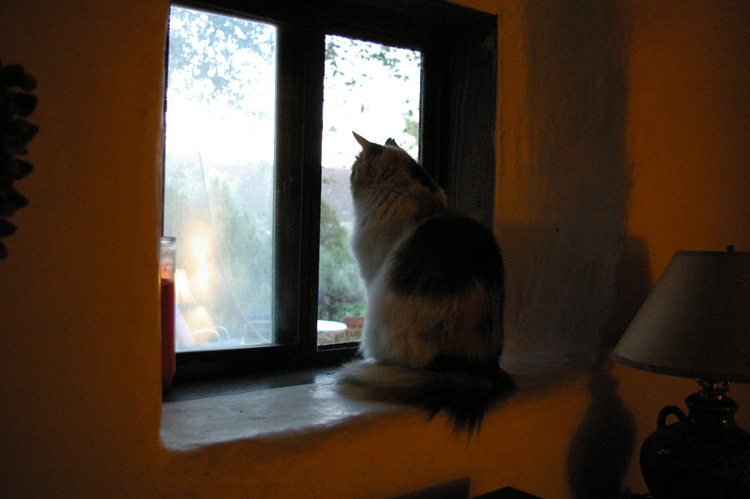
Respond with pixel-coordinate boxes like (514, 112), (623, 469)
(163, 0), (498, 382)
(318, 35), (422, 345)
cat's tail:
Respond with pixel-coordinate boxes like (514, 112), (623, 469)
(337, 358), (516, 435)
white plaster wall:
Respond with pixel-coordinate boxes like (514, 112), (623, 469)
(497, 0), (632, 369)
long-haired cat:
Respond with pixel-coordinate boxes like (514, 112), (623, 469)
(338, 132), (515, 434)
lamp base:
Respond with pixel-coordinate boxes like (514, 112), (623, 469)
(640, 380), (750, 499)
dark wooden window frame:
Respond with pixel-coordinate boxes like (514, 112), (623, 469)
(165, 0), (498, 386)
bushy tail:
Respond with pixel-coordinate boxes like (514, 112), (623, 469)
(337, 359), (516, 435)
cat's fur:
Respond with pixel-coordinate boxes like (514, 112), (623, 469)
(338, 132), (515, 434)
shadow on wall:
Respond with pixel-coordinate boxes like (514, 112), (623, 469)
(496, 3), (645, 493)
(564, 239), (650, 499)
(498, 0), (634, 372)
(567, 357), (637, 499)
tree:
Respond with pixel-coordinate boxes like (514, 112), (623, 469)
(211, 176), (273, 316)
(168, 8), (420, 148)
(167, 6), (276, 112)
(318, 198), (364, 321)
(324, 34), (421, 155)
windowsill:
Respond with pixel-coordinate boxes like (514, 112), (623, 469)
(161, 369), (403, 451)
(162, 365), (341, 403)
(157, 356), (622, 499)
(160, 359), (591, 452)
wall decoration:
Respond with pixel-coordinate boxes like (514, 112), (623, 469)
(0, 60), (37, 259)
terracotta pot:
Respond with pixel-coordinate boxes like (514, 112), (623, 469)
(343, 316), (364, 328)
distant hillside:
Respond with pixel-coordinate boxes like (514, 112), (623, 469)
(201, 161), (355, 227)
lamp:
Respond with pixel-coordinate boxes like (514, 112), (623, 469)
(613, 248), (750, 499)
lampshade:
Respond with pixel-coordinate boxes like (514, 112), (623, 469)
(613, 250), (750, 383)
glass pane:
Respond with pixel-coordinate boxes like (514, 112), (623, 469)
(318, 35), (422, 346)
(164, 6), (276, 351)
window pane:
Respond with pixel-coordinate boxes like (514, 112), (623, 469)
(318, 35), (422, 346)
(164, 6), (276, 351)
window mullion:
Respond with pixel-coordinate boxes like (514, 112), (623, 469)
(273, 22), (309, 347)
(298, 28), (326, 354)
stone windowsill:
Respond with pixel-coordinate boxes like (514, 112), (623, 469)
(160, 357), (589, 451)
(160, 374), (402, 451)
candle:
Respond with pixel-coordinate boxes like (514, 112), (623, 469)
(160, 237), (176, 389)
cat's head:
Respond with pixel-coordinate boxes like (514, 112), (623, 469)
(350, 132), (447, 208)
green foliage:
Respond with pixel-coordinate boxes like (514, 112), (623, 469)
(318, 199), (365, 319)
(325, 36), (417, 81)
(210, 176), (273, 315)
(317, 198), (365, 320)
(318, 247), (363, 321)
(319, 198), (349, 261)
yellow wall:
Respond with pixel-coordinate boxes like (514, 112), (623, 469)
(0, 0), (748, 497)
(0, 0), (166, 495)
(615, 0), (750, 491)
(624, 0), (750, 273)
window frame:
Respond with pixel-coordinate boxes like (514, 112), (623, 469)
(164, 0), (498, 384)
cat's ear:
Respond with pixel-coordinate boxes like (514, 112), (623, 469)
(352, 132), (382, 156)
(385, 138), (400, 148)
(353, 131), (370, 149)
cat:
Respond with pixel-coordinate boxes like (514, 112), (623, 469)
(337, 132), (516, 434)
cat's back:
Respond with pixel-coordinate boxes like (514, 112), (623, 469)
(387, 212), (504, 299)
